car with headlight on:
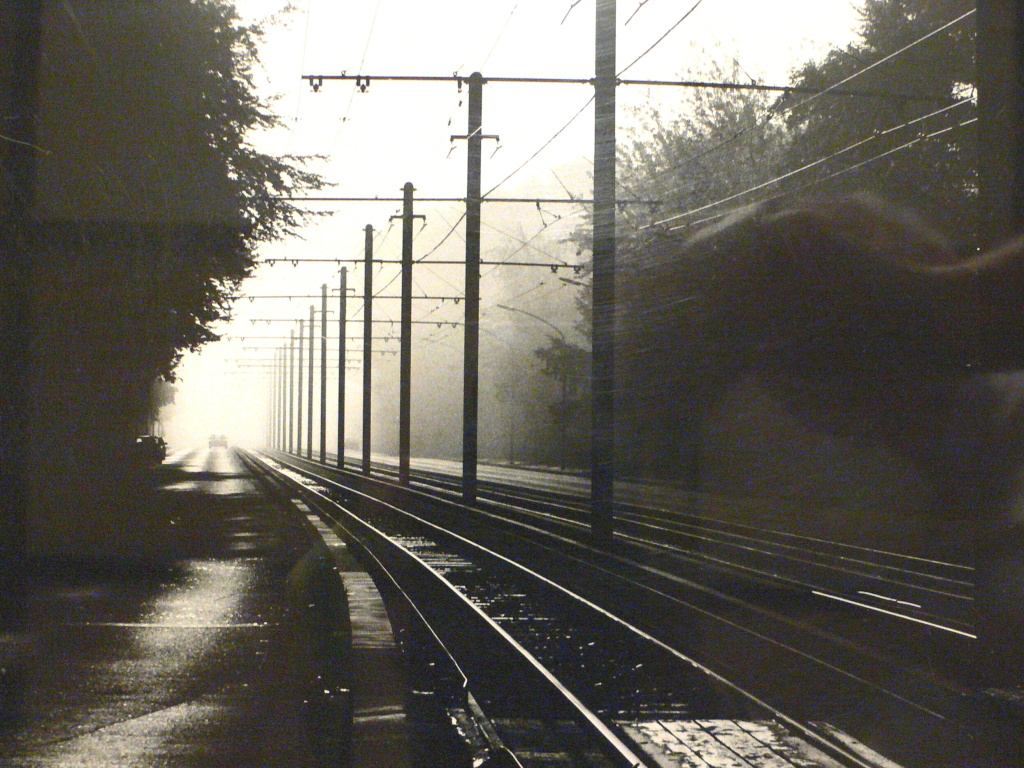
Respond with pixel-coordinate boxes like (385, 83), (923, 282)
(133, 435), (167, 464)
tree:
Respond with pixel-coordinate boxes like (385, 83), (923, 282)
(618, 79), (789, 231)
(533, 335), (589, 470)
(777, 0), (976, 246)
(605, 66), (792, 481)
(2, 1), (326, 555)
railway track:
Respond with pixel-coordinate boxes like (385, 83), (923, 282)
(247, 450), (1018, 767)
(338, 455), (975, 656)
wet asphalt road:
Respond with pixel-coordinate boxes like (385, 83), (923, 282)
(0, 448), (336, 767)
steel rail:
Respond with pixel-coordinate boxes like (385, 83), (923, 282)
(355, 456), (977, 649)
(251, 451), (647, 768)
(261, 450), (921, 768)
(289, 450), (971, 615)
(345, 454), (972, 598)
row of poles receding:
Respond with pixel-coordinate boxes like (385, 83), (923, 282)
(265, 0), (618, 540)
(264, 177), (471, 491)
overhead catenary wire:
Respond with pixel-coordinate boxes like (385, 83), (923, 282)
(629, 8), (978, 215)
(426, 276), (579, 350)
(482, 218), (573, 267)
(664, 115), (979, 235)
(757, 116), (980, 212)
(293, 0), (315, 122)
(315, 0), (384, 173)
(479, 1), (520, 70)
(618, 0), (705, 77)
(295, 62), (938, 224)
(651, 98), (976, 229)
(624, 0), (654, 27)
(561, 0), (585, 26)
(483, 96), (594, 198)
(268, 9), (974, 356)
(482, 210), (589, 280)
(782, 8), (976, 119)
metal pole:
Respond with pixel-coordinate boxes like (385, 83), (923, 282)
(267, 349), (273, 449)
(276, 348), (282, 449)
(270, 348), (277, 449)
(278, 346), (284, 450)
(592, 0), (616, 542)
(280, 345), (287, 451)
(308, 305), (315, 459)
(976, 0), (1024, 729)
(462, 71), (484, 503)
(978, 2), (1024, 248)
(362, 225), (374, 475)
(399, 182), (414, 485)
(275, 347), (279, 449)
(320, 286), (328, 462)
(338, 268), (348, 468)
(288, 330), (295, 453)
(297, 320), (304, 454)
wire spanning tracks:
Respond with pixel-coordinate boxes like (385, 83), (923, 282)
(254, 451), (1006, 768)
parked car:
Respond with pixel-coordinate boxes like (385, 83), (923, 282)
(133, 435), (167, 464)
(208, 434), (228, 448)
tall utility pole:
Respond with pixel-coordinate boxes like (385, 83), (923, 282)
(592, 0), (616, 542)
(462, 72), (484, 503)
(362, 225), (374, 474)
(296, 319), (304, 454)
(269, 363), (276, 449)
(281, 344), (288, 451)
(338, 267), (348, 468)
(978, 3), (1024, 248)
(976, 0), (1024, 725)
(320, 286), (328, 462)
(288, 329), (295, 453)
(278, 346), (286, 450)
(394, 182), (424, 485)
(271, 348), (279, 449)
(278, 346), (282, 448)
(307, 305), (315, 459)
(267, 351), (273, 448)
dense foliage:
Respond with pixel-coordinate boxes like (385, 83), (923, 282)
(1, 1), (325, 549)
(573, 0), (978, 481)
(29, 0), (325, 414)
(778, 0), (976, 245)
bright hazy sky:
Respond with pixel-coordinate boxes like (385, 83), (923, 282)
(163, 0), (862, 449)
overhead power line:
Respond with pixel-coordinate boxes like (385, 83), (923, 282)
(782, 8), (977, 118)
(625, 0), (653, 26)
(561, 0), (585, 25)
(768, 117), (979, 208)
(618, 0), (705, 77)
(304, 72), (942, 100)
(479, 1), (519, 70)
(652, 98), (975, 228)
(664, 116), (978, 234)
(631, 9), (978, 206)
(279, 195), (657, 203)
(301, 65), (955, 210)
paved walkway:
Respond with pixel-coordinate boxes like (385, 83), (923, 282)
(0, 447), (409, 767)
